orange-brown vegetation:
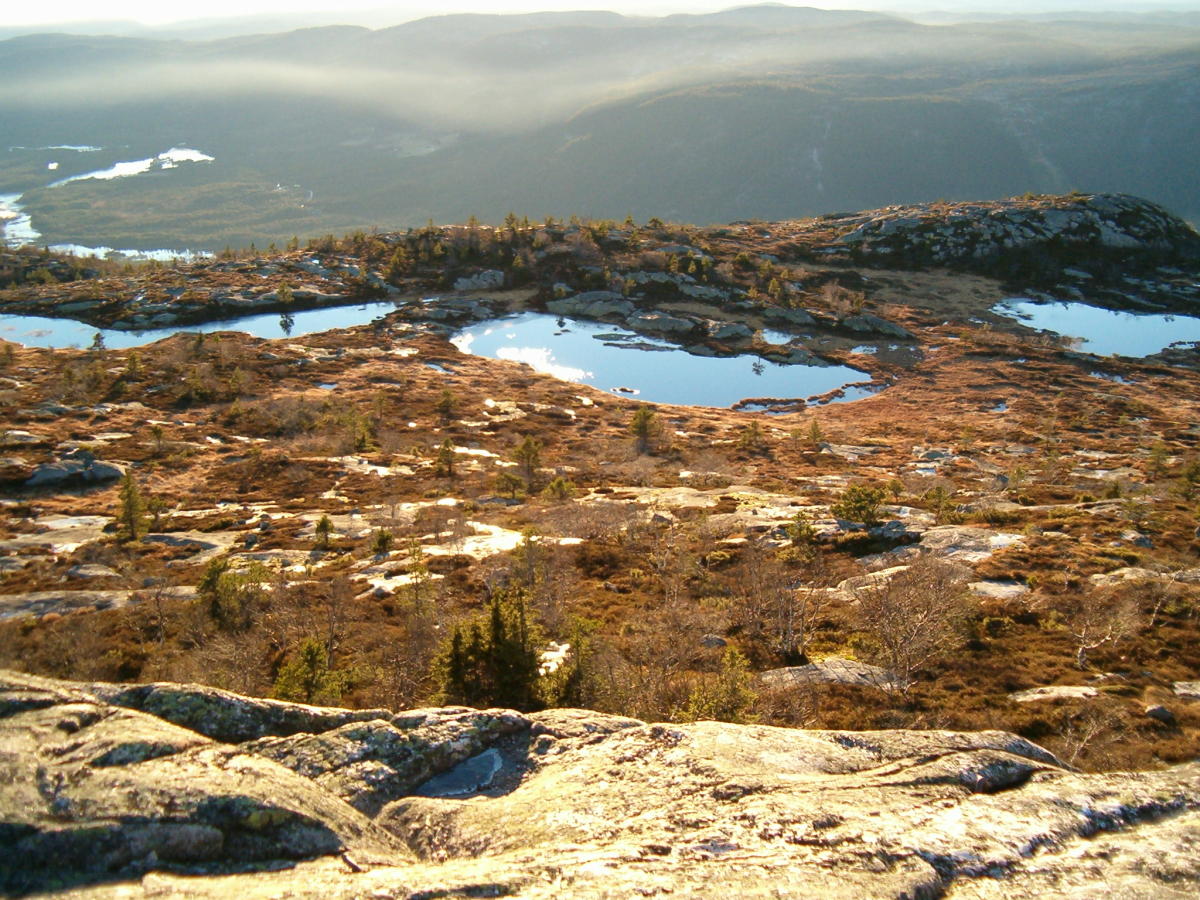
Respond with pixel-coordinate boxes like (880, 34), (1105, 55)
(1, 208), (1198, 773)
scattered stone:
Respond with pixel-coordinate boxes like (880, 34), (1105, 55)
(1010, 685), (1099, 703)
(760, 657), (901, 690)
(1144, 705), (1176, 725)
(66, 564), (120, 580)
(1174, 682), (1200, 700)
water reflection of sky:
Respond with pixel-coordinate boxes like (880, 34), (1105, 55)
(998, 299), (1200, 357)
(0, 302), (400, 350)
(452, 312), (868, 407)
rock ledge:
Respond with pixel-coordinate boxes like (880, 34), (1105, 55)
(2, 669), (1198, 898)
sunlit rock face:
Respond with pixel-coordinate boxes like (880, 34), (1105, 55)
(3, 669), (1199, 899)
(832, 193), (1200, 270)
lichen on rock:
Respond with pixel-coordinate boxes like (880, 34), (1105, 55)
(2, 669), (1198, 898)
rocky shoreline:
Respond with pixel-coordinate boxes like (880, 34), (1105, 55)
(3, 192), (1196, 340)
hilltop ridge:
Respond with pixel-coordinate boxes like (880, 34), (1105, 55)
(3, 193), (1197, 334)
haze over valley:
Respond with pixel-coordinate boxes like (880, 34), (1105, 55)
(2, 2), (1198, 251)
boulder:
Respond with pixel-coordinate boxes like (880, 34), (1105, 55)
(1010, 685), (1100, 703)
(1144, 704), (1176, 725)
(710, 322), (754, 341)
(832, 193), (1200, 271)
(0, 674), (403, 895)
(626, 312), (699, 336)
(765, 347), (826, 366)
(1174, 681), (1200, 700)
(679, 282), (730, 302)
(246, 707), (529, 814)
(840, 313), (914, 339)
(66, 564), (119, 580)
(968, 579), (1030, 600)
(760, 657), (901, 690)
(453, 270), (505, 291)
(764, 306), (817, 327)
(546, 292), (635, 319)
(24, 450), (127, 488)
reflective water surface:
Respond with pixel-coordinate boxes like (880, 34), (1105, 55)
(452, 312), (870, 407)
(998, 299), (1200, 357)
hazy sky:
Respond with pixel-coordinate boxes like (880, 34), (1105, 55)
(5, 0), (1197, 28)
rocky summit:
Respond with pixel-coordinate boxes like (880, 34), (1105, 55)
(2, 669), (1198, 899)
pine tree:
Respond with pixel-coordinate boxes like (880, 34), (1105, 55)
(495, 471), (524, 500)
(512, 435), (542, 489)
(117, 471), (145, 542)
(630, 407), (656, 455)
(273, 637), (346, 704)
(370, 528), (394, 555)
(384, 246), (410, 284)
(314, 515), (334, 550)
(406, 536), (431, 610)
(436, 389), (457, 422)
(434, 587), (543, 710)
(682, 646), (757, 723)
(435, 438), (456, 478)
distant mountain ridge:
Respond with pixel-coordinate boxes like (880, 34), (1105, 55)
(0, 4), (1197, 250)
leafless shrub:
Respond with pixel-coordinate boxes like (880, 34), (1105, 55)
(527, 498), (626, 542)
(1051, 585), (1142, 670)
(731, 542), (831, 664)
(587, 594), (720, 722)
(853, 557), (978, 695)
(1044, 700), (1132, 770)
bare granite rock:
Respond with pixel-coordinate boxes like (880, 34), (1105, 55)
(1, 669), (1197, 899)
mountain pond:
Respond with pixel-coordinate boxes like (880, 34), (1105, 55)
(0, 302), (404, 350)
(996, 299), (1200, 357)
(450, 312), (871, 407)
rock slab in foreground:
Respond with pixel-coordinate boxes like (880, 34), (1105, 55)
(0, 669), (1197, 898)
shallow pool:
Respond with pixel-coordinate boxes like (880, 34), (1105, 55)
(0, 301), (402, 350)
(997, 299), (1200, 357)
(452, 312), (869, 407)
